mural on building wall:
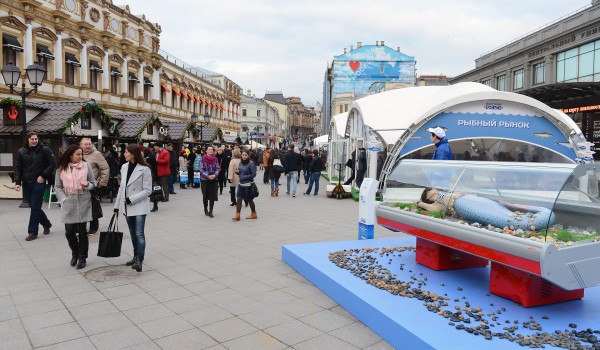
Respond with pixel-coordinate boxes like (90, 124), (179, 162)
(332, 46), (415, 98)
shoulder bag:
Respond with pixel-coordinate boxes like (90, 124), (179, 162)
(97, 213), (123, 258)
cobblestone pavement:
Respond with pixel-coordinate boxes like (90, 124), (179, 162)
(0, 171), (399, 350)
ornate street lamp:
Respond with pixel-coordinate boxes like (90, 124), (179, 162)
(191, 112), (210, 145)
(1, 61), (46, 208)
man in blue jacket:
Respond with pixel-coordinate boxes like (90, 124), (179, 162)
(428, 127), (454, 160)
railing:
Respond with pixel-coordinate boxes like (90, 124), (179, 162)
(158, 49), (222, 81)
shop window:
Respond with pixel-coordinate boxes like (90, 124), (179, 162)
(513, 69), (524, 90)
(481, 79), (491, 86)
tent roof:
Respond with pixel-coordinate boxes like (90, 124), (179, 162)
(313, 135), (328, 145)
(330, 112), (348, 139)
(348, 82), (581, 146)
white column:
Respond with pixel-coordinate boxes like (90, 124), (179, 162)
(24, 24), (33, 66)
(80, 44), (88, 86)
(138, 64), (144, 98)
(152, 69), (159, 101)
(54, 37), (63, 81)
(121, 58), (128, 95)
(102, 49), (109, 90)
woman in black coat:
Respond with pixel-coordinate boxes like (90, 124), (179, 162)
(143, 147), (159, 212)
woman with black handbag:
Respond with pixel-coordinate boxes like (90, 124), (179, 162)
(114, 144), (152, 272)
(200, 145), (220, 218)
(232, 149), (258, 221)
(54, 144), (96, 269)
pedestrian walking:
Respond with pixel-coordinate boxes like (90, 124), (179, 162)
(166, 143), (177, 195)
(302, 149), (312, 184)
(216, 147), (227, 195)
(262, 148), (271, 184)
(143, 147), (159, 212)
(187, 148), (196, 187)
(178, 149), (188, 189)
(114, 144), (152, 273)
(54, 144), (96, 269)
(153, 142), (170, 201)
(304, 149), (324, 196)
(268, 148), (281, 197)
(81, 137), (109, 235)
(200, 145), (220, 218)
(283, 144), (302, 197)
(356, 147), (367, 188)
(232, 149), (257, 221)
(228, 148), (241, 206)
(13, 131), (56, 241)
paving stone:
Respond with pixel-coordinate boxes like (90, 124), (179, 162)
(15, 297), (64, 318)
(123, 303), (176, 324)
(22, 309), (74, 331)
(222, 331), (287, 350)
(329, 322), (383, 349)
(27, 322), (86, 348)
(100, 283), (145, 299)
(147, 285), (194, 302)
(11, 288), (57, 305)
(60, 290), (107, 308)
(138, 314), (194, 339)
(0, 331), (31, 350)
(264, 319), (324, 346)
(111, 292), (159, 311)
(294, 333), (359, 350)
(239, 308), (294, 330)
(180, 305), (234, 327)
(89, 325), (150, 350)
(78, 312), (133, 336)
(154, 328), (217, 349)
(36, 337), (95, 350)
(300, 309), (355, 333)
(200, 317), (258, 343)
(217, 296), (265, 316)
(162, 295), (210, 314)
(69, 300), (120, 321)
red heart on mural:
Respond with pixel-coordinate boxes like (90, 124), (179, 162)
(349, 61), (360, 71)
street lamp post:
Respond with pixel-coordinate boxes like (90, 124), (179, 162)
(1, 61), (46, 208)
(191, 112), (210, 147)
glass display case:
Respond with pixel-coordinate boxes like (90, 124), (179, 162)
(376, 159), (600, 306)
(381, 160), (600, 245)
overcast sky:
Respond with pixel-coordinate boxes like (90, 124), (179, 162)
(125, 0), (592, 106)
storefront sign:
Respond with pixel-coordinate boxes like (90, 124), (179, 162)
(560, 105), (600, 113)
(594, 120), (600, 130)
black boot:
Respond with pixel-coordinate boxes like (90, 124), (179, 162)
(76, 258), (86, 269)
(204, 207), (209, 216)
(70, 254), (77, 267)
(132, 256), (142, 272)
(125, 256), (136, 266)
(208, 202), (214, 218)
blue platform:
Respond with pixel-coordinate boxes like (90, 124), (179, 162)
(282, 236), (600, 350)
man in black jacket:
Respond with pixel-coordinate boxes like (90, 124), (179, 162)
(283, 144), (302, 197)
(301, 149), (312, 184)
(14, 132), (56, 241)
(304, 150), (323, 196)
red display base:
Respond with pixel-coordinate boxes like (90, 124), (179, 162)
(416, 238), (489, 271)
(489, 262), (584, 307)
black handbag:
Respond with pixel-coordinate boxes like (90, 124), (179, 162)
(150, 183), (164, 202)
(91, 188), (103, 219)
(250, 182), (259, 198)
(97, 213), (123, 258)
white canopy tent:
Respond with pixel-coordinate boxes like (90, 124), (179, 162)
(313, 135), (328, 149)
(327, 112), (350, 182)
(247, 140), (266, 149)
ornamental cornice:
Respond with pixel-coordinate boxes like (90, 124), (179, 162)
(0, 15), (28, 31)
(32, 26), (58, 42)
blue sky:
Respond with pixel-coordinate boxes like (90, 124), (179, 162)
(124, 0), (593, 106)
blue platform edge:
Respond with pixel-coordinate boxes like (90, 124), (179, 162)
(282, 236), (600, 350)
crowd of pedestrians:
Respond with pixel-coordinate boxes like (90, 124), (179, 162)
(12, 135), (330, 273)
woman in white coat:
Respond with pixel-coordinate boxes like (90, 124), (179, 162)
(114, 144), (152, 272)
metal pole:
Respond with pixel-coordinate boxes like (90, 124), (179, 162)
(19, 83), (29, 208)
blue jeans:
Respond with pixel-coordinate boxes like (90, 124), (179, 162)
(270, 178), (280, 192)
(303, 170), (310, 184)
(125, 215), (146, 259)
(168, 172), (176, 193)
(24, 181), (51, 236)
(305, 172), (320, 195)
(286, 171), (298, 194)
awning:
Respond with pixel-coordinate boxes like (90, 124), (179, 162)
(88, 60), (102, 72)
(172, 87), (181, 96)
(143, 77), (153, 86)
(181, 91), (188, 99)
(110, 67), (122, 77)
(195, 96), (201, 103)
(128, 72), (138, 81)
(65, 53), (81, 67)
(3, 34), (23, 52)
(160, 82), (171, 93)
(36, 44), (54, 59)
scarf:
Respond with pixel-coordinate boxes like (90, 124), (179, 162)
(60, 161), (88, 195)
(202, 154), (218, 167)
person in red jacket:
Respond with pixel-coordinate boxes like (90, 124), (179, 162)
(153, 142), (171, 202)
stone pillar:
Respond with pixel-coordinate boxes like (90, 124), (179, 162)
(54, 37), (63, 81)
(80, 44), (88, 86)
(152, 69), (159, 101)
(102, 49), (109, 91)
(545, 55), (555, 84)
(121, 58), (128, 95)
(24, 24), (33, 66)
(138, 64), (144, 98)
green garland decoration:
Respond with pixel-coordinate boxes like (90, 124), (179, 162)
(0, 97), (23, 110)
(135, 114), (164, 141)
(209, 127), (222, 142)
(58, 100), (113, 135)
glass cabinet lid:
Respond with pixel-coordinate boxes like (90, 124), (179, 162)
(382, 160), (600, 246)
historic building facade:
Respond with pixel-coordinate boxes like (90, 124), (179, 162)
(286, 96), (314, 140)
(449, 2), (600, 157)
(0, 0), (241, 142)
(240, 91), (282, 145)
